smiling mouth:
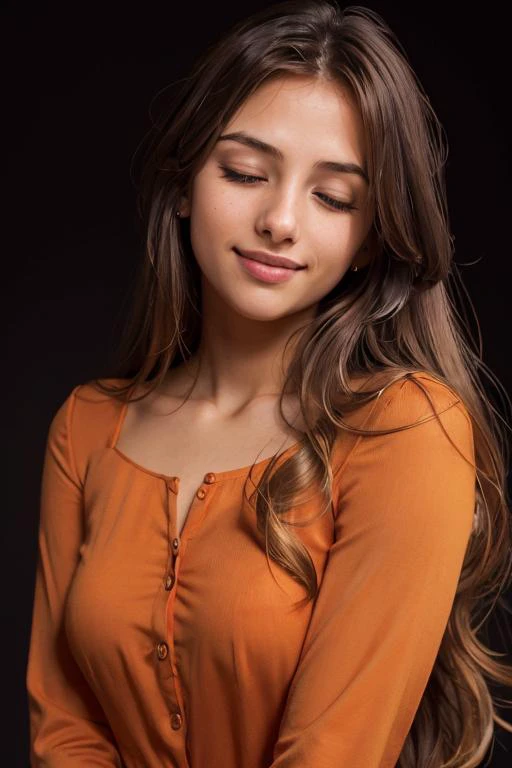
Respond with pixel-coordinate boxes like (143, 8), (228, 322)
(234, 248), (305, 270)
(234, 249), (305, 284)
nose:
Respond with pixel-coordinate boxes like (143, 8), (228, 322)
(255, 186), (300, 244)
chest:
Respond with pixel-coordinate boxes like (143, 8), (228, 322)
(114, 392), (303, 538)
(175, 480), (208, 537)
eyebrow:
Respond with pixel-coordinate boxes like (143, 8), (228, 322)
(217, 131), (369, 185)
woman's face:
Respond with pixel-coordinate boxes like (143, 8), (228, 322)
(181, 74), (373, 322)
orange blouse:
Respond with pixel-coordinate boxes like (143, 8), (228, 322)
(26, 372), (476, 767)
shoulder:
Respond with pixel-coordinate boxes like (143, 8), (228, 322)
(49, 377), (134, 479)
(374, 372), (474, 471)
(350, 370), (475, 473)
(369, 370), (471, 430)
(55, 376), (129, 424)
(342, 369), (467, 426)
(50, 376), (131, 418)
(334, 371), (477, 536)
(73, 376), (133, 407)
(74, 375), (134, 434)
(332, 369), (474, 480)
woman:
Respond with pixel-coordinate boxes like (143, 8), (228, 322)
(26, 1), (512, 766)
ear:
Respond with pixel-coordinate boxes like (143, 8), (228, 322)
(351, 244), (370, 270)
(353, 227), (379, 269)
(177, 178), (194, 218)
(177, 193), (191, 218)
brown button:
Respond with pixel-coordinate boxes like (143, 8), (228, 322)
(171, 712), (183, 730)
(196, 487), (206, 499)
(157, 641), (168, 660)
(164, 574), (174, 590)
(204, 472), (216, 484)
(172, 538), (179, 554)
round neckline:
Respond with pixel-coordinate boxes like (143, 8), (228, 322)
(108, 377), (303, 483)
(110, 439), (302, 484)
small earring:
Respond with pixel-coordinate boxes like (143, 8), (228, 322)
(176, 210), (181, 218)
(351, 264), (359, 272)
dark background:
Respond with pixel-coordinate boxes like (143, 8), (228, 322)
(5, 1), (511, 765)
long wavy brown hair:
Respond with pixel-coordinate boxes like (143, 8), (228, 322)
(93, 1), (512, 764)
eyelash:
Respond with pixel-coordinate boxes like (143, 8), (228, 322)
(218, 165), (357, 213)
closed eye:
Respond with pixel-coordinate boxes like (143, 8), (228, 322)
(218, 165), (357, 213)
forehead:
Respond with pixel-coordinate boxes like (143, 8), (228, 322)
(222, 75), (366, 166)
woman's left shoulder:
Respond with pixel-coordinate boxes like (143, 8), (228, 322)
(371, 369), (472, 436)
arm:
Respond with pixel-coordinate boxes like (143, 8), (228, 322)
(26, 386), (123, 766)
(270, 377), (476, 768)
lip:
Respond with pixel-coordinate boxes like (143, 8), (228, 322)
(235, 249), (304, 284)
(235, 248), (305, 270)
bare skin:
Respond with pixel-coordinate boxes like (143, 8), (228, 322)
(116, 373), (305, 536)
(116, 74), (375, 536)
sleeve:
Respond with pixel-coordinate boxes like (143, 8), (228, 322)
(270, 378), (476, 768)
(26, 386), (123, 766)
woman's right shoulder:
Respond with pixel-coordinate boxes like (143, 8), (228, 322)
(71, 376), (134, 431)
(73, 376), (135, 405)
(49, 378), (134, 473)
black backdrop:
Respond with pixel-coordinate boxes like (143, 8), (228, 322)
(5, 1), (511, 765)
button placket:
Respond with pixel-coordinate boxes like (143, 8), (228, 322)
(162, 481), (180, 591)
(176, 473), (217, 538)
(151, 482), (183, 728)
(164, 536), (180, 591)
(194, 472), (216, 505)
(164, 573), (175, 590)
(153, 472), (219, 742)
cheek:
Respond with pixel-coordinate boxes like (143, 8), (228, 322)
(194, 168), (249, 221)
(312, 230), (354, 279)
(187, 179), (239, 274)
